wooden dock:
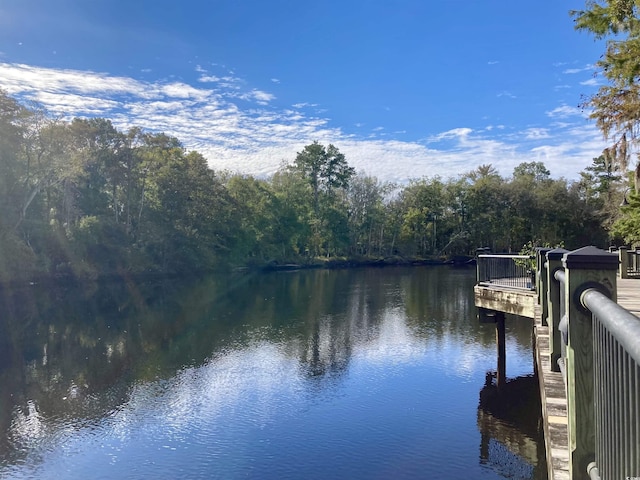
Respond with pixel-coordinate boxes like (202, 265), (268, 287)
(535, 277), (639, 480)
(534, 305), (569, 480)
(617, 277), (640, 316)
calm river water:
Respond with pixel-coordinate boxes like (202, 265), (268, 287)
(0, 266), (546, 479)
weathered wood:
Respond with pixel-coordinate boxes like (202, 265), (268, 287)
(617, 278), (640, 317)
(547, 248), (568, 373)
(535, 311), (569, 480)
(473, 284), (536, 318)
(480, 246), (640, 480)
(496, 312), (506, 388)
(562, 246), (618, 479)
(619, 246), (629, 279)
(537, 247), (552, 325)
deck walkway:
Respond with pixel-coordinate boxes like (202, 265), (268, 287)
(617, 277), (640, 316)
(535, 276), (639, 480)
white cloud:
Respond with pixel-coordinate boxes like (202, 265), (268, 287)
(429, 127), (473, 142)
(563, 65), (593, 74)
(0, 62), (606, 183)
(198, 74), (221, 83)
(523, 128), (550, 140)
(580, 78), (600, 87)
(546, 104), (583, 119)
(292, 102), (318, 108)
(245, 89), (275, 104)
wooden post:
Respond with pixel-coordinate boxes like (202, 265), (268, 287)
(562, 246), (618, 479)
(619, 246), (628, 279)
(547, 248), (568, 372)
(537, 247), (552, 325)
(495, 311), (506, 389)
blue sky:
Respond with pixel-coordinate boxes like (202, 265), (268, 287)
(0, 0), (608, 183)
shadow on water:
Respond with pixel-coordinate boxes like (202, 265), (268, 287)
(478, 372), (548, 479)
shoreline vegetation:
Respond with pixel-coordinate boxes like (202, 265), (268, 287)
(1, 255), (474, 290)
(0, 90), (626, 288)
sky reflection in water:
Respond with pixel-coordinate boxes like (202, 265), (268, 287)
(0, 267), (545, 479)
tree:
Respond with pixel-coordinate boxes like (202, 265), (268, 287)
(398, 178), (446, 256)
(512, 161), (551, 182)
(463, 167), (506, 251)
(346, 173), (390, 256)
(612, 190), (640, 243)
(572, 1), (640, 191)
(290, 142), (355, 257)
(292, 141), (355, 215)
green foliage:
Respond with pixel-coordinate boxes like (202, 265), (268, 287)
(516, 240), (565, 270)
(611, 190), (640, 243)
(572, 1), (640, 191)
(0, 232), (37, 282)
(513, 161), (551, 182)
(0, 91), (614, 282)
(289, 142), (355, 258)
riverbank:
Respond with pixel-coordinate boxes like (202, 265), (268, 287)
(0, 254), (476, 289)
(261, 254), (475, 271)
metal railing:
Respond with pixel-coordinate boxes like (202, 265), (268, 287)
(582, 288), (640, 480)
(477, 254), (535, 290)
(477, 246), (639, 478)
(625, 249), (640, 277)
(553, 268), (568, 380)
(537, 246), (639, 479)
(609, 246), (640, 278)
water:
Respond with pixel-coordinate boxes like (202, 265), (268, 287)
(0, 267), (546, 479)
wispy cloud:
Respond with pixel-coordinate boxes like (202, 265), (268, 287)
(0, 62), (605, 182)
(237, 89), (275, 105)
(523, 128), (551, 140)
(292, 102), (318, 109)
(563, 64), (594, 74)
(580, 78), (600, 87)
(546, 104), (583, 119)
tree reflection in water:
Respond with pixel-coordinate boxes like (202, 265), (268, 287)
(0, 267), (545, 479)
(478, 372), (548, 479)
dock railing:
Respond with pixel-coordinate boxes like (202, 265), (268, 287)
(609, 245), (640, 278)
(537, 246), (640, 480)
(477, 253), (535, 290)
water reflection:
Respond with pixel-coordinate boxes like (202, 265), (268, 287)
(0, 267), (545, 479)
(478, 374), (547, 479)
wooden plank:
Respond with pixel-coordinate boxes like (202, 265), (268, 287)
(617, 278), (640, 317)
(476, 268), (640, 480)
(535, 307), (570, 480)
(562, 249), (617, 479)
(474, 284), (536, 318)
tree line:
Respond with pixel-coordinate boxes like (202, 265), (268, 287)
(0, 91), (625, 282)
(572, 0), (640, 245)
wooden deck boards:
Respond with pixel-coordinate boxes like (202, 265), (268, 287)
(476, 275), (640, 480)
(534, 305), (569, 480)
(535, 277), (639, 480)
(617, 277), (640, 317)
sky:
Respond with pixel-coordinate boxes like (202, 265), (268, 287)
(0, 0), (610, 183)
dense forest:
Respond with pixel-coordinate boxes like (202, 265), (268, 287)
(0, 90), (633, 283)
